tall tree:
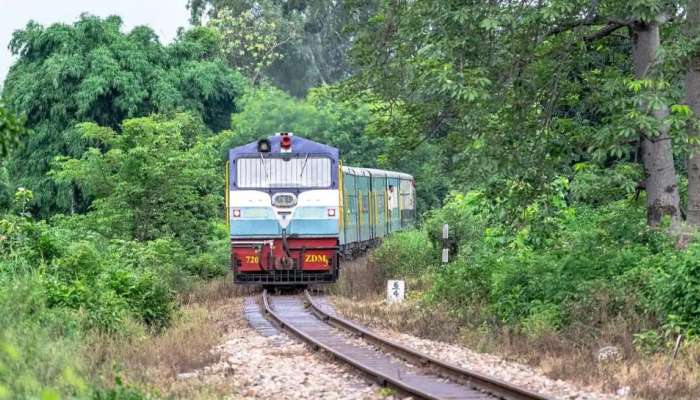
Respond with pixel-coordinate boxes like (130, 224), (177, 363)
(2, 15), (246, 216)
(53, 113), (220, 250)
(0, 104), (23, 210)
(545, 1), (683, 227)
(685, 0), (700, 226)
(631, 17), (681, 227)
(345, 0), (685, 227)
(189, 0), (376, 96)
(345, 0), (591, 199)
(207, 7), (298, 85)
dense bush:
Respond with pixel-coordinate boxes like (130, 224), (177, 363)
(569, 162), (642, 206)
(371, 230), (437, 277)
(372, 166), (700, 341)
(652, 244), (700, 335)
(53, 113), (221, 251)
(1, 191), (195, 334)
(422, 191), (490, 255)
(44, 240), (176, 332)
(0, 112), (230, 397)
(426, 192), (669, 333)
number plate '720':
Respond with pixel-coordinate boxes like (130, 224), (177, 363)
(244, 255), (259, 264)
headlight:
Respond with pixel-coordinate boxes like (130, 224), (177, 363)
(272, 193), (297, 208)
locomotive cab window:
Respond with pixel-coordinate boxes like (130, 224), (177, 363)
(236, 156), (332, 188)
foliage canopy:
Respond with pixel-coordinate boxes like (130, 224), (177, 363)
(2, 15), (245, 216)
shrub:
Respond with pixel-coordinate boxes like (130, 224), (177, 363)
(103, 266), (175, 331)
(569, 162), (642, 206)
(420, 180), (691, 341)
(371, 230), (437, 277)
(521, 302), (562, 338)
(0, 215), (61, 267)
(105, 238), (190, 294)
(422, 191), (489, 255)
(187, 251), (229, 279)
(429, 254), (491, 313)
(43, 239), (177, 333)
(0, 274), (88, 400)
(92, 379), (150, 400)
(184, 225), (230, 279)
(652, 243), (700, 336)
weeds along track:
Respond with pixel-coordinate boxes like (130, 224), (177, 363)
(261, 289), (554, 400)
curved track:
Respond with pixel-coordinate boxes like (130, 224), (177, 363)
(262, 290), (554, 400)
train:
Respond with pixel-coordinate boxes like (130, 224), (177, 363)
(226, 132), (416, 285)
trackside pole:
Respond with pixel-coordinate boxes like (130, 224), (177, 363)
(441, 224), (449, 265)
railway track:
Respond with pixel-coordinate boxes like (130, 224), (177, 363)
(261, 289), (555, 400)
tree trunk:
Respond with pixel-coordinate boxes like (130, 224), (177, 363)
(631, 21), (681, 228)
(685, 1), (700, 226)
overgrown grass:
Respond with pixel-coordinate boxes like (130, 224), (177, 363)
(332, 231), (437, 300)
(0, 272), (89, 399)
(0, 271), (242, 399)
(85, 277), (244, 399)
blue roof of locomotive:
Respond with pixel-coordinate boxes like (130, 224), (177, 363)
(229, 134), (339, 160)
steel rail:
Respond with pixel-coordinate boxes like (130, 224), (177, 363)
(262, 289), (448, 400)
(304, 290), (554, 400)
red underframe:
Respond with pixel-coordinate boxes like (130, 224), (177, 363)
(233, 238), (337, 272)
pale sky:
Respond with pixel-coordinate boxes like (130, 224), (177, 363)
(0, 0), (191, 84)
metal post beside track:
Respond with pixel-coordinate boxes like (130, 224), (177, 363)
(441, 223), (449, 265)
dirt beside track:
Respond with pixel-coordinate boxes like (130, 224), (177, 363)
(187, 296), (388, 399)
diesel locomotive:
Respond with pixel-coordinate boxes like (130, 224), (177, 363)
(227, 132), (416, 285)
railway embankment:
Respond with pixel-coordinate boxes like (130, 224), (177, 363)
(85, 266), (696, 400)
(330, 295), (624, 400)
(83, 279), (243, 398)
(329, 225), (700, 400)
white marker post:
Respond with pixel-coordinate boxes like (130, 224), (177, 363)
(441, 224), (449, 265)
(387, 280), (405, 304)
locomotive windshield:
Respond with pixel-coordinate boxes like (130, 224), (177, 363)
(236, 155), (332, 188)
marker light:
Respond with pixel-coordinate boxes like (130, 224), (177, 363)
(327, 208), (336, 217)
(232, 209), (241, 218)
(280, 135), (292, 150)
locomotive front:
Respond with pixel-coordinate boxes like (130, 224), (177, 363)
(227, 133), (340, 285)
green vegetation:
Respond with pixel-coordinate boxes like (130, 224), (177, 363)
(188, 0), (374, 96)
(223, 87), (388, 167)
(0, 113), (228, 397)
(373, 164), (700, 342)
(0, 103), (22, 157)
(2, 15), (245, 217)
(3, 0), (700, 398)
